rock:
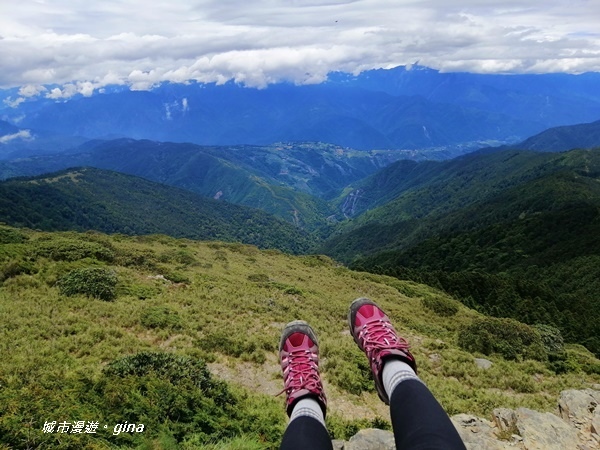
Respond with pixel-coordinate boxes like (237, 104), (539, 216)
(592, 407), (600, 434)
(337, 389), (599, 450)
(492, 408), (517, 432)
(474, 358), (493, 370)
(344, 428), (395, 450)
(451, 414), (513, 450)
(514, 407), (578, 450)
(331, 439), (345, 450)
(559, 389), (599, 429)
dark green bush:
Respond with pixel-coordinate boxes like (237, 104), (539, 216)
(140, 306), (182, 330)
(458, 317), (547, 361)
(100, 352), (240, 444)
(163, 271), (190, 284)
(0, 260), (35, 282)
(35, 238), (114, 262)
(57, 267), (118, 301)
(158, 249), (197, 266)
(114, 248), (158, 268)
(422, 295), (459, 317)
(534, 324), (565, 355)
(0, 226), (27, 244)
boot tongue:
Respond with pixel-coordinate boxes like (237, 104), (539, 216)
(289, 332), (311, 348)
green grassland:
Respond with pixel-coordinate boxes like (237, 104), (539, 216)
(1, 226), (599, 449)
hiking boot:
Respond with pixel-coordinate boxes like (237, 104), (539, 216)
(348, 297), (417, 404)
(278, 320), (327, 417)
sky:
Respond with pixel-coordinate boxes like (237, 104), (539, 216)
(1, 0), (600, 100)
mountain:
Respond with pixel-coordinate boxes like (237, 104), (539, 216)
(0, 119), (90, 160)
(322, 148), (600, 356)
(0, 167), (314, 253)
(0, 139), (338, 230)
(6, 66), (600, 152)
(0, 138), (419, 229)
(515, 119), (600, 152)
(0, 226), (597, 448)
(1, 82), (542, 151)
(328, 66), (600, 126)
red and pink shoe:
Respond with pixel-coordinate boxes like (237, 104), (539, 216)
(278, 320), (327, 416)
(349, 297), (417, 404)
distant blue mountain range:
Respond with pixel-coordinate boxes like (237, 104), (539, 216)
(1, 65), (600, 152)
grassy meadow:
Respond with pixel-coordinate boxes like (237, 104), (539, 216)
(1, 225), (598, 449)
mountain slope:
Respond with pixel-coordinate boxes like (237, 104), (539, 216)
(0, 167), (314, 253)
(0, 139), (337, 230)
(0, 77), (550, 151)
(324, 149), (600, 355)
(0, 226), (597, 448)
(516, 119), (600, 152)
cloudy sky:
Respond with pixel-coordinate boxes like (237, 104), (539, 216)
(1, 0), (599, 98)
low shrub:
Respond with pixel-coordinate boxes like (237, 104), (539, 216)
(422, 295), (459, 317)
(458, 317), (547, 361)
(57, 267), (118, 301)
(0, 260), (35, 283)
(0, 226), (27, 244)
(100, 352), (240, 444)
(35, 238), (115, 262)
(247, 273), (270, 283)
(140, 306), (182, 330)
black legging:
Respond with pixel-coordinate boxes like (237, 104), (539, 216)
(280, 379), (466, 450)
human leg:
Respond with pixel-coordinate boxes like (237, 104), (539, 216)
(349, 298), (466, 450)
(279, 321), (332, 450)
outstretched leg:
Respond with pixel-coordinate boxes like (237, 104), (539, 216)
(279, 321), (332, 450)
(349, 298), (466, 450)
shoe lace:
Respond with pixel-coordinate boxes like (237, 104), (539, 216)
(277, 349), (322, 397)
(360, 319), (409, 360)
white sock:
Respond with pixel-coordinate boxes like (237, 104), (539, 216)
(289, 397), (326, 428)
(382, 359), (422, 399)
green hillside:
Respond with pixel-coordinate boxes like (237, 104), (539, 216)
(516, 119), (600, 152)
(0, 167), (314, 254)
(0, 226), (598, 448)
(325, 149), (600, 356)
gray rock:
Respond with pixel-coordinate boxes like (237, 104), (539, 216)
(451, 414), (512, 450)
(331, 439), (345, 450)
(474, 358), (493, 370)
(592, 407), (600, 435)
(492, 408), (517, 432)
(558, 389), (599, 429)
(514, 407), (578, 450)
(345, 428), (395, 450)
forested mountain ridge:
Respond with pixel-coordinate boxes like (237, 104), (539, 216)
(0, 139), (416, 230)
(327, 148), (600, 356)
(0, 167), (314, 253)
(515, 119), (600, 152)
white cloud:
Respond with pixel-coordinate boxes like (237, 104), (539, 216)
(0, 1), (598, 95)
(0, 129), (33, 144)
(3, 97), (26, 108)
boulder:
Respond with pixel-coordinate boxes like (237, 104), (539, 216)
(514, 407), (578, 450)
(451, 414), (513, 449)
(344, 428), (395, 450)
(474, 358), (493, 370)
(558, 389), (599, 429)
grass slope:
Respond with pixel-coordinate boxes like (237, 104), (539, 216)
(0, 226), (598, 448)
(0, 167), (314, 254)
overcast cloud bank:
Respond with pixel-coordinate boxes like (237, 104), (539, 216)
(1, 1), (599, 102)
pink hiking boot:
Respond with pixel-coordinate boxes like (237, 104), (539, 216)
(349, 297), (417, 404)
(278, 320), (327, 416)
